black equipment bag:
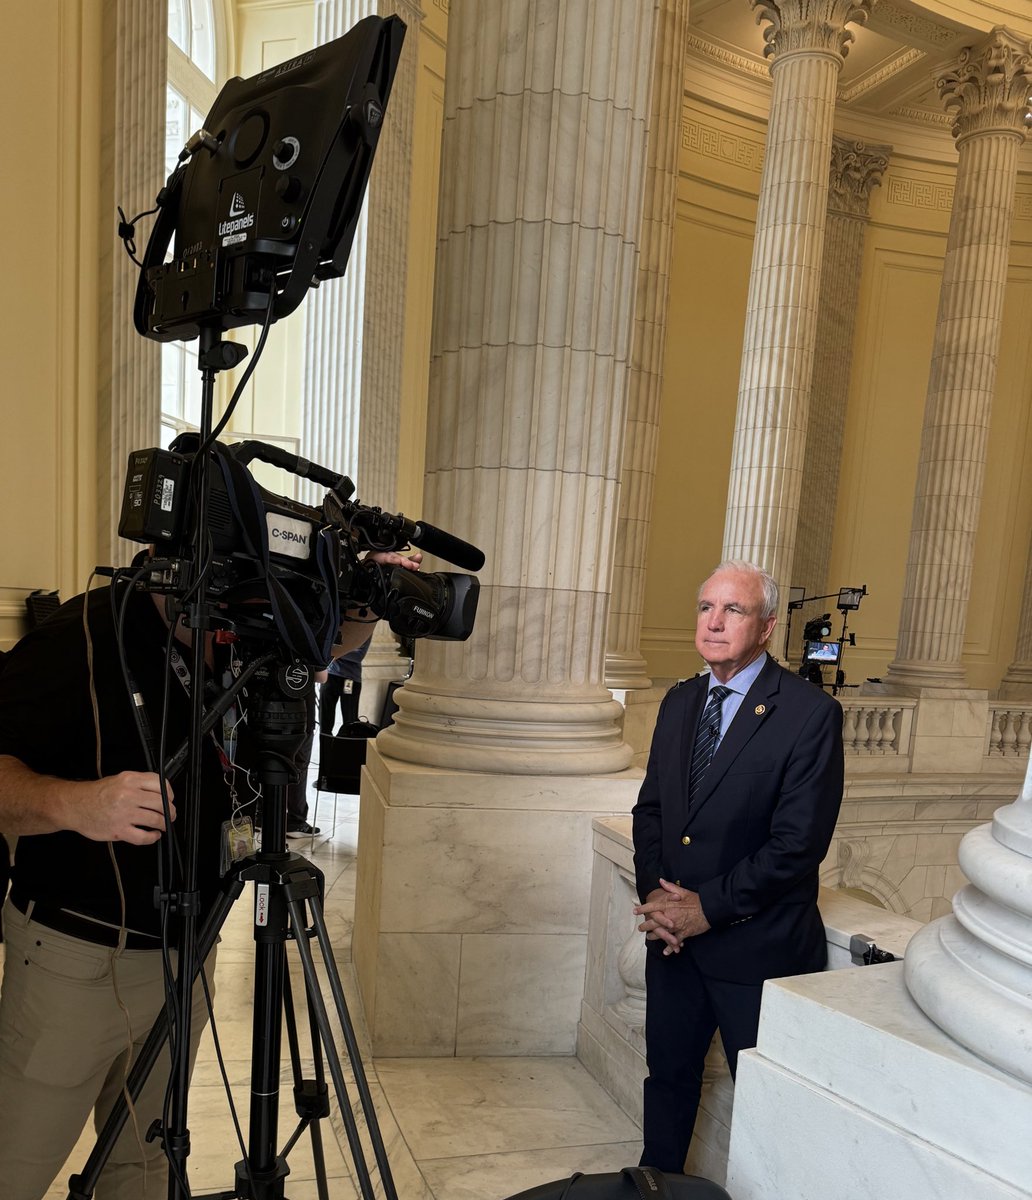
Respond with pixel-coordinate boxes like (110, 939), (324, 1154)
(506, 1167), (731, 1200)
(316, 720), (379, 793)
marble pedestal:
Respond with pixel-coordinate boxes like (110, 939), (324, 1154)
(727, 963), (1032, 1200)
(353, 743), (643, 1056)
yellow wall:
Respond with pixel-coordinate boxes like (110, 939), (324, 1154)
(0, 1), (102, 649)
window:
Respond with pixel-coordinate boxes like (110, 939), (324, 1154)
(163, 0), (220, 441)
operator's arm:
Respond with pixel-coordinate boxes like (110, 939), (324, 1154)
(0, 755), (174, 845)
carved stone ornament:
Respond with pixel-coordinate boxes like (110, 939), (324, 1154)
(751, 0), (874, 63)
(828, 135), (891, 216)
(938, 27), (1032, 142)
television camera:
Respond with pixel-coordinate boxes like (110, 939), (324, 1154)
(119, 435), (482, 667)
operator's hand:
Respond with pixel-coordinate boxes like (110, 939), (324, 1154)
(70, 772), (175, 845)
(366, 550), (423, 572)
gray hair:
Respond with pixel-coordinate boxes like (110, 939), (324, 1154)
(705, 559), (779, 620)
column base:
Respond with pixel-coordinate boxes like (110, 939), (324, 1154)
(727, 964), (1032, 1199)
(605, 650), (653, 691)
(882, 659), (968, 689)
(376, 680), (633, 774)
(353, 743), (642, 1056)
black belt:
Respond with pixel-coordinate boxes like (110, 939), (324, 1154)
(10, 893), (163, 951)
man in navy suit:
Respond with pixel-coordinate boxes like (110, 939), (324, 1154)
(631, 559), (843, 1173)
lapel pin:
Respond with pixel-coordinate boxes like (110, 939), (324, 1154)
(754, 704), (766, 715)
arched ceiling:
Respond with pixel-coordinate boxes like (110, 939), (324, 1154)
(688, 0), (1032, 126)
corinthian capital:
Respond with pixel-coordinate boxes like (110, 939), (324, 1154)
(828, 135), (891, 216)
(751, 0), (874, 64)
(938, 26), (1032, 142)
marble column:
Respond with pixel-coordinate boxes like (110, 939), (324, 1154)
(905, 751), (1032, 1087)
(604, 0), (690, 693)
(376, 0), (656, 775)
(355, 0), (425, 710)
(353, 0), (656, 1056)
(884, 29), (1032, 690)
(98, 0), (165, 564)
(1000, 535), (1032, 697)
(791, 136), (889, 628)
(722, 0), (873, 618)
(298, 0), (377, 502)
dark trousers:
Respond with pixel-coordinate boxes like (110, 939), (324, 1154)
(319, 676), (361, 735)
(640, 944), (764, 1174)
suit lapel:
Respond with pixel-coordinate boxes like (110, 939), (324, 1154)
(690, 655), (781, 817)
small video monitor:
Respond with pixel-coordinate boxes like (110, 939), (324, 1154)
(788, 586), (806, 609)
(803, 639), (841, 666)
(838, 587), (865, 610)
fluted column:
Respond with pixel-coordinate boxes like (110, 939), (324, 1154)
(299, 0), (377, 502)
(1000, 529), (1032, 697)
(791, 136), (889, 639)
(98, 0), (165, 563)
(356, 0), (424, 698)
(722, 0), (873, 617)
(884, 29), (1032, 689)
(377, 0), (656, 775)
(604, 0), (690, 692)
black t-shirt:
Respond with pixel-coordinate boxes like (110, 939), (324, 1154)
(0, 586), (232, 937)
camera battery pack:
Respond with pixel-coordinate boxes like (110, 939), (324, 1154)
(119, 448), (190, 543)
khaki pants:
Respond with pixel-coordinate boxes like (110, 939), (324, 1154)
(0, 899), (216, 1200)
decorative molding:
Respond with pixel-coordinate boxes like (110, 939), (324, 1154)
(684, 31), (771, 81)
(938, 28), (1032, 142)
(885, 176), (955, 211)
(890, 104), (954, 128)
(681, 115), (766, 172)
(750, 0), (874, 63)
(872, 0), (962, 49)
(828, 135), (891, 216)
(838, 47), (924, 103)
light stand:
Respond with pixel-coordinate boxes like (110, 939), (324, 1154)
(68, 16), (413, 1197)
(788, 584), (867, 693)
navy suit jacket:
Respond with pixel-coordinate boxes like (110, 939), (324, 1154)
(631, 654), (843, 985)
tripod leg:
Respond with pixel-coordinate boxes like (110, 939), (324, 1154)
(283, 893), (396, 1200)
(65, 877), (244, 1200)
(280, 969), (331, 1200)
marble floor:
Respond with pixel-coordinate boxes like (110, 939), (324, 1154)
(32, 778), (641, 1199)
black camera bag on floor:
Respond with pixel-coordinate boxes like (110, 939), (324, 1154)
(506, 1166), (731, 1200)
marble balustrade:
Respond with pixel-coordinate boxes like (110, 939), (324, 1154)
(623, 688), (1032, 776)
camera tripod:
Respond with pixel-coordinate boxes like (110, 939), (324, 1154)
(66, 661), (398, 1200)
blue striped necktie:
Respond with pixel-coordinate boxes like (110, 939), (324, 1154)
(688, 685), (732, 805)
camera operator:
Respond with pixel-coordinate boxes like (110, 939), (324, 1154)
(0, 550), (418, 1200)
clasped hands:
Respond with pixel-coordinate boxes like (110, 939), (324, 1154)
(633, 878), (711, 956)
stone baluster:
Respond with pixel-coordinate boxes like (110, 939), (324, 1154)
(884, 28), (1032, 689)
(99, 0), (165, 564)
(722, 0), (874, 618)
(377, 0), (656, 775)
(605, 0), (690, 692)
